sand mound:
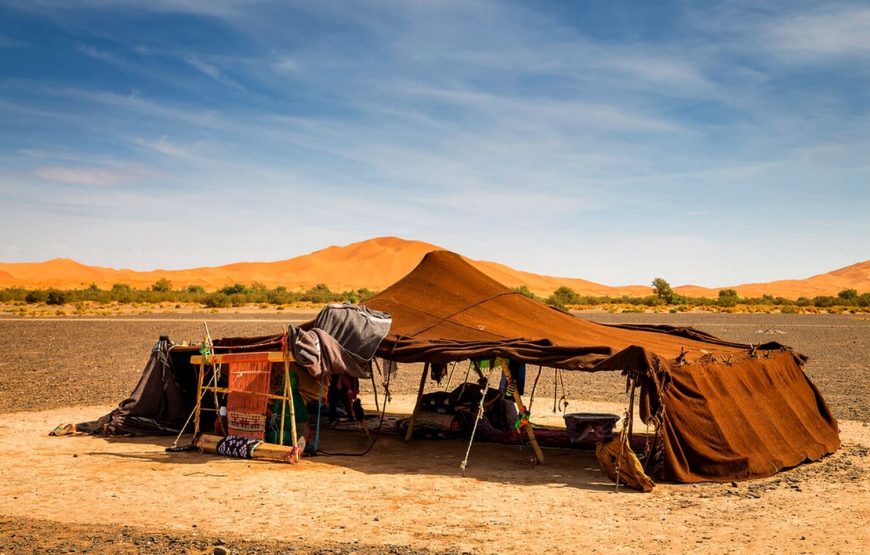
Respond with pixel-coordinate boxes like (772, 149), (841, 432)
(0, 237), (867, 298)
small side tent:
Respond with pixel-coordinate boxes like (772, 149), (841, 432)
(362, 250), (840, 483)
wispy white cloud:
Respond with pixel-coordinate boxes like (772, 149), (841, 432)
(128, 136), (189, 158)
(77, 43), (116, 62)
(33, 166), (125, 186)
(769, 6), (870, 59)
(274, 55), (299, 73)
(184, 56), (245, 90)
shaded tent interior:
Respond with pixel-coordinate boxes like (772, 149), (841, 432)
(97, 250), (840, 484)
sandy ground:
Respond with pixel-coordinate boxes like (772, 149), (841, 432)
(0, 401), (868, 555)
(1, 312), (868, 553)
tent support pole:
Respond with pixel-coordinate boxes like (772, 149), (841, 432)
(498, 358), (545, 465)
(194, 360), (205, 435)
(404, 362), (429, 442)
(284, 349), (299, 461)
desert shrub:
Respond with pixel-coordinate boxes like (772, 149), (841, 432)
(641, 295), (664, 307)
(301, 284), (342, 303)
(356, 288), (377, 302)
(812, 296), (836, 308)
(187, 285), (205, 294)
(221, 283), (249, 295)
(267, 288), (294, 305)
(46, 289), (66, 305)
(150, 278), (172, 293)
(25, 290), (47, 303)
(513, 285), (538, 300)
(203, 293), (231, 308)
(549, 286), (581, 306)
(837, 289), (858, 303)
(857, 293), (870, 308)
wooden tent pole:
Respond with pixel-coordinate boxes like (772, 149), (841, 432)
(404, 362), (429, 442)
(194, 359), (205, 435)
(498, 358), (545, 465)
(284, 348), (299, 460)
(279, 325), (288, 447)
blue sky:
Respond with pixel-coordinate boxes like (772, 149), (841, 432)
(0, 1), (868, 287)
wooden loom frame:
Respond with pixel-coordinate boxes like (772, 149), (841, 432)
(190, 350), (300, 462)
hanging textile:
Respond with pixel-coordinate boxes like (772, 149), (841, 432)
(226, 359), (272, 439)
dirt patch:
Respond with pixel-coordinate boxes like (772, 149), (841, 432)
(0, 516), (446, 555)
(1, 406), (868, 555)
(1, 312), (868, 553)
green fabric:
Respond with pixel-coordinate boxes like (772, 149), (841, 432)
(265, 371), (308, 445)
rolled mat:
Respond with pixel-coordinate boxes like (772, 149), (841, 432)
(195, 434), (301, 464)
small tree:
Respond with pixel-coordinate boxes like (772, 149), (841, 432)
(838, 289), (858, 303)
(717, 289), (738, 307)
(151, 278), (172, 293)
(186, 284), (205, 294)
(651, 278), (676, 304)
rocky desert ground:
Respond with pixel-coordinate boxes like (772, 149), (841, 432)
(0, 311), (867, 554)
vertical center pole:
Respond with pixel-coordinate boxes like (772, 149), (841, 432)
(498, 358), (544, 464)
(404, 362), (429, 442)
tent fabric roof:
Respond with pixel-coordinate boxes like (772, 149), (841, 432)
(365, 250), (757, 369)
(364, 250), (840, 483)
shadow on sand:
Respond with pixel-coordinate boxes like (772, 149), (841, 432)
(79, 424), (627, 493)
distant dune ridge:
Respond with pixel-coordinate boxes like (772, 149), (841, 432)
(0, 236), (867, 299)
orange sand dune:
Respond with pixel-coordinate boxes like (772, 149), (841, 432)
(0, 237), (867, 298)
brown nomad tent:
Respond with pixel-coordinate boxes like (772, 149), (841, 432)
(88, 249), (839, 485)
(362, 250), (840, 483)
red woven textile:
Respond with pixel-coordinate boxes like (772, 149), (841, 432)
(226, 361), (272, 439)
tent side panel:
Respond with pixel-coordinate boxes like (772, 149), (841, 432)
(661, 351), (840, 482)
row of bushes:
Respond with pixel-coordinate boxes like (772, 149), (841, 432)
(2, 278), (867, 311)
(513, 283), (870, 311)
(0, 281), (378, 308)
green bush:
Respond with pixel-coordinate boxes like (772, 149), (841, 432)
(203, 293), (231, 308)
(25, 290), (47, 303)
(151, 278), (172, 293)
(812, 296), (837, 308)
(220, 283), (249, 295)
(549, 286), (581, 306)
(717, 289), (739, 308)
(46, 289), (66, 305)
